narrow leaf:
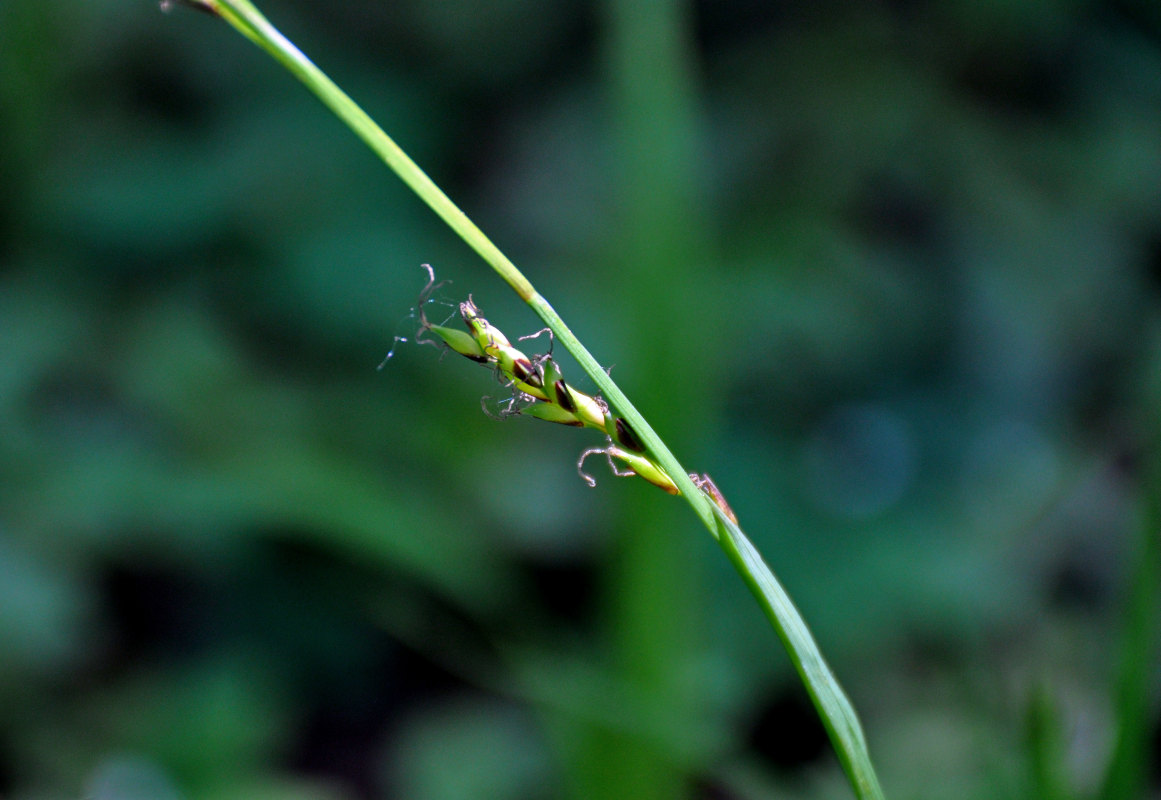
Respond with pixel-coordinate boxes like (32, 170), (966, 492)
(712, 507), (886, 800)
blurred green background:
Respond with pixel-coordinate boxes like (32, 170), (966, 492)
(2, 0), (1159, 798)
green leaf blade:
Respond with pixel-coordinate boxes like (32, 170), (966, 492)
(712, 508), (886, 800)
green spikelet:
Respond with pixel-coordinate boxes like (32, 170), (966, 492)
(523, 401), (585, 427)
(580, 445), (679, 495)
(422, 323), (488, 362)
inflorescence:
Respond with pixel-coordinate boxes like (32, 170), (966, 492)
(411, 265), (737, 523)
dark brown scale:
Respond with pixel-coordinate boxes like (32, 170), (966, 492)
(162, 0), (219, 14)
(614, 418), (645, 452)
(554, 380), (576, 413)
(512, 358), (543, 387)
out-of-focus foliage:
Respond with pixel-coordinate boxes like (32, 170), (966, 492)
(1, 0), (1159, 798)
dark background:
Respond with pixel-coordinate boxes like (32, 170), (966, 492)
(2, 1), (1159, 798)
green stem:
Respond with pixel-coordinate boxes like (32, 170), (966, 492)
(189, 2), (887, 797)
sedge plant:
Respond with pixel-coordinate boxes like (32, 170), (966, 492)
(166, 1), (887, 797)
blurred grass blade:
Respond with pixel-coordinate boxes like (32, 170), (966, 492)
(1098, 448), (1161, 800)
(1025, 682), (1073, 800)
(711, 507), (886, 800)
